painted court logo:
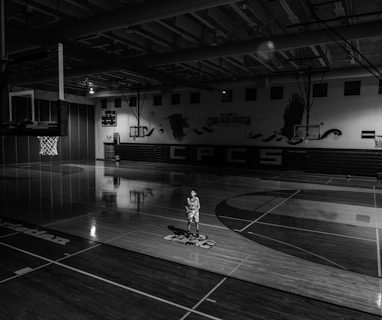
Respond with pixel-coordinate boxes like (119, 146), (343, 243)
(0, 218), (70, 246)
(164, 233), (216, 249)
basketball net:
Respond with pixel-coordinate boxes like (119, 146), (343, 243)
(37, 136), (59, 156)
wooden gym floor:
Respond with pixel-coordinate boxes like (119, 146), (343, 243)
(1, 160), (382, 319)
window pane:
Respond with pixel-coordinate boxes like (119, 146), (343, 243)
(190, 92), (200, 104)
(270, 86), (283, 99)
(129, 96), (137, 107)
(153, 95), (162, 106)
(39, 99), (50, 121)
(115, 97), (121, 108)
(245, 88), (257, 101)
(221, 90), (232, 102)
(13, 96), (30, 121)
(312, 83), (328, 97)
(344, 80), (361, 96)
(171, 93), (180, 105)
(51, 100), (58, 122)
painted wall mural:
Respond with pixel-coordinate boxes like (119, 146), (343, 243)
(167, 114), (189, 142)
(280, 92), (305, 140)
(158, 93), (342, 145)
(95, 78), (382, 160)
(246, 92), (342, 145)
(194, 112), (252, 135)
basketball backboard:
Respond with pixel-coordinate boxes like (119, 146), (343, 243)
(294, 124), (321, 140)
(130, 126), (147, 138)
(1, 92), (66, 136)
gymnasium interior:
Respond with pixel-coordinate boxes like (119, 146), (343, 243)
(1, 1), (382, 319)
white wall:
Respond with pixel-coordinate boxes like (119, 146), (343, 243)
(93, 77), (382, 159)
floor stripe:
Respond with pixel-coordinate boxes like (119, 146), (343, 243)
(238, 190), (301, 232)
(44, 205), (229, 231)
(255, 221), (375, 242)
(0, 232), (19, 239)
(374, 186), (381, 280)
(104, 230), (138, 243)
(179, 255), (250, 320)
(247, 231), (348, 270)
(376, 228), (381, 278)
(179, 277), (226, 320)
(0, 244), (101, 284)
(219, 215), (252, 222)
(42, 209), (105, 227)
(130, 210), (229, 230)
(228, 255), (250, 276)
(0, 241), (222, 320)
(14, 267), (33, 275)
(378, 278), (382, 316)
(228, 214), (376, 242)
(0, 261), (53, 284)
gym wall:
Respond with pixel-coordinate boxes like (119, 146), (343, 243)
(93, 76), (382, 176)
(0, 93), (95, 164)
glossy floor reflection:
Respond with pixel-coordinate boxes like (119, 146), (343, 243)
(1, 160), (382, 319)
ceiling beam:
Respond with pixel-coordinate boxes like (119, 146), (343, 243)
(10, 19), (382, 87)
(62, 0), (241, 39)
(8, 0), (241, 54)
(139, 19), (382, 66)
(9, 42), (214, 91)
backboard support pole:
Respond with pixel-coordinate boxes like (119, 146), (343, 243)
(0, 0), (9, 124)
(58, 43), (64, 101)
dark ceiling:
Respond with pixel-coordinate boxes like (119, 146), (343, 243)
(4, 0), (382, 97)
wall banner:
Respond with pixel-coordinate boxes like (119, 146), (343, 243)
(207, 113), (251, 127)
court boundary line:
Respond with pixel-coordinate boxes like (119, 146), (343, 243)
(2, 164), (382, 316)
(238, 190), (301, 232)
(179, 255), (250, 320)
(247, 231), (348, 270)
(0, 232), (19, 239)
(373, 186), (382, 281)
(222, 215), (377, 243)
(179, 278), (227, 320)
(104, 230), (138, 244)
(0, 240), (223, 320)
(0, 243), (101, 285)
(42, 209), (106, 227)
(41, 205), (229, 231)
(1, 217), (380, 317)
(255, 221), (376, 243)
(375, 185), (382, 316)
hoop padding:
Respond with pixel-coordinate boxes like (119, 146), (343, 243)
(375, 136), (382, 148)
(37, 136), (59, 156)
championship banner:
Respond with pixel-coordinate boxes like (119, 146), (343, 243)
(207, 112), (251, 127)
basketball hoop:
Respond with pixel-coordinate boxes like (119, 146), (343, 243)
(375, 136), (382, 148)
(37, 136), (59, 156)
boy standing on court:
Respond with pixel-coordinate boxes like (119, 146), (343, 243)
(185, 189), (200, 238)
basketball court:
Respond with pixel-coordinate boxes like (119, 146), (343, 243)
(2, 2), (382, 318)
(1, 160), (382, 319)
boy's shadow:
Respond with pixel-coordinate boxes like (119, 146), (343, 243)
(168, 225), (187, 236)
